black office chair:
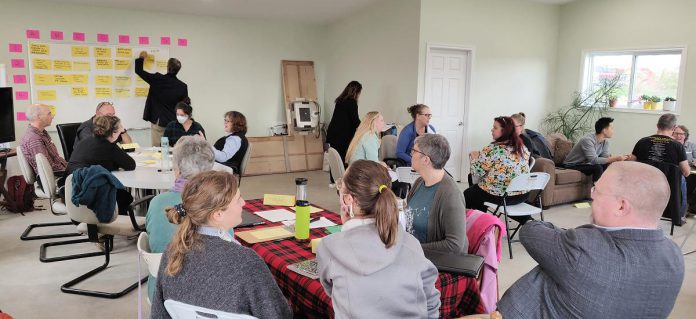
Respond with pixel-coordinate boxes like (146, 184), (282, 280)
(56, 123), (81, 161)
(640, 160), (682, 235)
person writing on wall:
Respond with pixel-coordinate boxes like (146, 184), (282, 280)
(396, 104), (436, 166)
(135, 51), (188, 147)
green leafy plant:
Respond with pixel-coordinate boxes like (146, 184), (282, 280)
(542, 75), (622, 142)
(665, 97), (676, 101)
(650, 96), (661, 103)
(640, 94), (650, 101)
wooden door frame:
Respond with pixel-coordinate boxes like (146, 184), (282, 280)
(423, 43), (474, 181)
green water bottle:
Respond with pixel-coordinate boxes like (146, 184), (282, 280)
(294, 178), (310, 241)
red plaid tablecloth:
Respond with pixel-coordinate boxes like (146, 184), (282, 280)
(239, 199), (485, 319)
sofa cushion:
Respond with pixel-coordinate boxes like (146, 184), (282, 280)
(555, 167), (586, 185)
(553, 139), (573, 166)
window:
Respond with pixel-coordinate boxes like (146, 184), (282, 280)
(582, 48), (684, 112)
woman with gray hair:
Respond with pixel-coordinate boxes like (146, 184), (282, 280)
(406, 134), (468, 255)
(145, 135), (215, 300)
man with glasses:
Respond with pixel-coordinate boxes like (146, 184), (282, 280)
(74, 102), (133, 148)
(563, 117), (627, 182)
(497, 161), (684, 318)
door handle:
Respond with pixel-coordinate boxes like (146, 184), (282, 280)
(458, 122), (463, 126)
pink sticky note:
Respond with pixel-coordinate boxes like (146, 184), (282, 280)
(160, 36), (171, 45)
(9, 43), (22, 53)
(119, 35), (130, 44)
(50, 30), (64, 40)
(26, 29), (40, 39)
(15, 91), (29, 101)
(13, 75), (27, 84)
(97, 33), (109, 43)
(16, 112), (28, 121)
(139, 36), (149, 45)
(73, 32), (85, 42)
(11, 59), (25, 68)
(177, 38), (188, 47)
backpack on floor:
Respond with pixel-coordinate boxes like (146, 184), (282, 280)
(0, 175), (36, 214)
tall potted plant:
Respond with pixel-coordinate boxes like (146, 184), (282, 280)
(542, 75), (622, 142)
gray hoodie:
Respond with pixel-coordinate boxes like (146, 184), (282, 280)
(317, 218), (441, 319)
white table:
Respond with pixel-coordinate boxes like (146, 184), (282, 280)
(112, 149), (175, 190)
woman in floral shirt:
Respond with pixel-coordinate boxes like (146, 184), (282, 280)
(464, 116), (530, 216)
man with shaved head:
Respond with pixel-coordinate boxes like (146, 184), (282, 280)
(74, 101), (132, 148)
(496, 162), (684, 318)
(20, 104), (67, 173)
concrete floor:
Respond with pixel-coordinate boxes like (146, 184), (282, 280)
(1, 170), (694, 318)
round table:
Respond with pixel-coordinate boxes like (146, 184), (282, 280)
(112, 167), (175, 190)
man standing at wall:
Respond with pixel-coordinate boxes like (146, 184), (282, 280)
(135, 51), (188, 146)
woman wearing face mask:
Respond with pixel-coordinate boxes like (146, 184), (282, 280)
(150, 171), (292, 318)
(213, 111), (249, 174)
(163, 101), (206, 146)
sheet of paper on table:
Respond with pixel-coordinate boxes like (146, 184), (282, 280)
(256, 209), (297, 222)
(290, 205), (323, 214)
(263, 194), (296, 206)
(282, 217), (337, 229)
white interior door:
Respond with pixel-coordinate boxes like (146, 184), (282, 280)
(424, 46), (471, 181)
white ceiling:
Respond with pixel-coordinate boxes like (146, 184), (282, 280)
(39, 0), (384, 25)
(38, 0), (577, 24)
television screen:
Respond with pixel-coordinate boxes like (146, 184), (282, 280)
(0, 87), (15, 143)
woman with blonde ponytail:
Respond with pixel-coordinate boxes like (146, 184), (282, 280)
(345, 111), (386, 164)
(317, 160), (441, 319)
(150, 171), (292, 319)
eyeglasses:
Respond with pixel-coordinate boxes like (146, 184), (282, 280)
(419, 113), (433, 119)
(410, 148), (428, 157)
(224, 119), (233, 124)
(673, 132), (686, 136)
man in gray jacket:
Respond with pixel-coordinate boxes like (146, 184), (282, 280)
(563, 117), (628, 181)
(497, 161), (684, 318)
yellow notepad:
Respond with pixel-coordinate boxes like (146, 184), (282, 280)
(119, 143), (140, 149)
(263, 194), (296, 206)
(236, 226), (294, 243)
(574, 202), (591, 208)
(141, 160), (157, 165)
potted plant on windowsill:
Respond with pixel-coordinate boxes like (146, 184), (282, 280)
(650, 96), (662, 110)
(608, 95), (618, 108)
(641, 94), (652, 110)
(664, 97), (677, 111)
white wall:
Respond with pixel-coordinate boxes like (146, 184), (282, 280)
(324, 0), (421, 126)
(556, 0), (696, 154)
(418, 0), (560, 153)
(0, 0), (327, 142)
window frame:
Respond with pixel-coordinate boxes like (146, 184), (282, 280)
(580, 47), (687, 115)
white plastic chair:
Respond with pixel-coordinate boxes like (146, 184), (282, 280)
(137, 232), (162, 306)
(327, 147), (345, 183)
(484, 172), (550, 259)
(164, 300), (258, 319)
(16, 146), (48, 199)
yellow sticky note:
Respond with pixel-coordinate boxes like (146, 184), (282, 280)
(574, 202), (591, 209)
(30, 43), (50, 55)
(115, 59), (131, 70)
(72, 46), (89, 57)
(119, 143), (140, 150)
(71, 74), (88, 84)
(311, 238), (322, 254)
(151, 152), (163, 159)
(96, 59), (113, 69)
(53, 74), (72, 85)
(53, 60), (72, 71)
(115, 88), (130, 98)
(252, 227), (293, 240)
(291, 205), (323, 214)
(135, 87), (149, 97)
(71, 87), (88, 97)
(94, 47), (112, 58)
(114, 76), (131, 86)
(95, 75), (113, 85)
(263, 194), (296, 207)
(116, 47), (132, 58)
(73, 61), (90, 71)
(33, 58), (52, 70)
(141, 160), (157, 165)
(47, 105), (57, 116)
(95, 87), (112, 98)
(144, 55), (155, 70)
(33, 74), (55, 85)
(37, 90), (56, 101)
(156, 60), (167, 71)
(135, 77), (149, 87)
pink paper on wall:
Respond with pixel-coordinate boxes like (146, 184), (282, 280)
(97, 33), (109, 43)
(9, 43), (22, 53)
(160, 36), (171, 45)
(139, 36), (149, 45)
(26, 29), (40, 39)
(73, 32), (85, 42)
(13, 75), (27, 84)
(11, 59), (25, 68)
(16, 112), (28, 121)
(177, 38), (188, 47)
(119, 35), (130, 44)
(15, 91), (29, 101)
(50, 30), (64, 40)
